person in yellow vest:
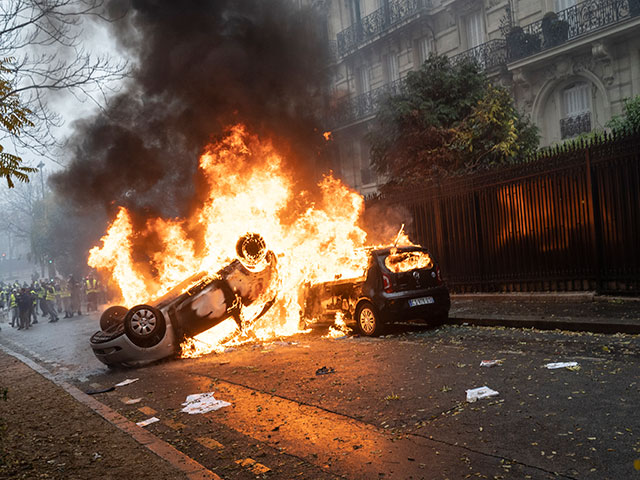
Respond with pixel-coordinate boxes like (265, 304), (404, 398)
(44, 281), (59, 323)
(9, 289), (18, 328)
(60, 278), (72, 318)
(86, 275), (99, 312)
(35, 281), (47, 316)
(29, 284), (38, 325)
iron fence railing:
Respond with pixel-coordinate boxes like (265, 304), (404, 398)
(336, 0), (431, 57)
(367, 130), (640, 294)
(450, 39), (508, 71)
(328, 79), (405, 128)
(560, 112), (592, 138)
(507, 0), (639, 62)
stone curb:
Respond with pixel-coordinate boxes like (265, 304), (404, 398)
(0, 344), (222, 480)
(449, 315), (640, 334)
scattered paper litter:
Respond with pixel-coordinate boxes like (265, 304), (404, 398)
(466, 386), (499, 403)
(124, 397), (143, 405)
(136, 417), (159, 427)
(545, 362), (579, 370)
(480, 359), (503, 368)
(115, 378), (139, 387)
(181, 392), (231, 414)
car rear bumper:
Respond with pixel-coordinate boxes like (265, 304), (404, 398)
(375, 285), (450, 323)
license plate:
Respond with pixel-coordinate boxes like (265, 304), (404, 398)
(408, 296), (434, 307)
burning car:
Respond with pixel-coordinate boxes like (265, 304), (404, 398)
(301, 245), (450, 336)
(90, 233), (278, 367)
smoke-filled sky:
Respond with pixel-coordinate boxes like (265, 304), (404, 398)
(49, 0), (331, 273)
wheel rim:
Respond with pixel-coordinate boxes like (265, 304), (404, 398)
(130, 309), (157, 336)
(359, 307), (376, 334)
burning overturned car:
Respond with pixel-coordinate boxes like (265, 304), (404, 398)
(90, 233), (278, 367)
(301, 245), (450, 336)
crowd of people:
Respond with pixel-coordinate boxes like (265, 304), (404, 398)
(0, 275), (104, 331)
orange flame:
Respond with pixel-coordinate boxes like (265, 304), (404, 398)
(88, 124), (406, 356)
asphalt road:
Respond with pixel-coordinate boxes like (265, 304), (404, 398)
(1, 313), (639, 479)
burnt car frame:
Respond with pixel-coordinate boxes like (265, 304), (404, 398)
(301, 245), (450, 336)
(90, 233), (277, 367)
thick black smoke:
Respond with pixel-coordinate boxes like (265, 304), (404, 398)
(50, 0), (331, 273)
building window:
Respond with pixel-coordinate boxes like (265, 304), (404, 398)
(465, 10), (485, 49)
(560, 82), (591, 139)
(386, 54), (399, 83)
(356, 65), (370, 95)
(417, 36), (432, 65)
(360, 140), (375, 185)
(555, 0), (577, 12)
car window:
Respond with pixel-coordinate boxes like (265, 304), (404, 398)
(383, 250), (433, 273)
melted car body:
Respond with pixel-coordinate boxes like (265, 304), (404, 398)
(90, 233), (277, 367)
(301, 245), (450, 336)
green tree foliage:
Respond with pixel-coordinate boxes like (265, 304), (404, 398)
(369, 55), (538, 190)
(606, 95), (640, 133)
(0, 58), (36, 187)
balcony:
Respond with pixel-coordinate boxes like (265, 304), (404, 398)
(450, 39), (508, 71)
(336, 0), (431, 58)
(507, 0), (640, 63)
(560, 111), (592, 139)
(329, 79), (405, 128)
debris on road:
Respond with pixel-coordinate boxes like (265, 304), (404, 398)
(480, 359), (503, 367)
(181, 392), (231, 414)
(466, 386), (499, 403)
(115, 378), (140, 387)
(544, 362), (579, 370)
(122, 397), (143, 405)
(315, 366), (336, 375)
(136, 417), (160, 427)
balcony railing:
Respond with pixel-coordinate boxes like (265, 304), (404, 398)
(336, 0), (431, 57)
(507, 0), (640, 62)
(560, 111), (592, 139)
(329, 79), (405, 127)
(450, 39), (508, 71)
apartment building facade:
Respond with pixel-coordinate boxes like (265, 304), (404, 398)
(322, 0), (640, 194)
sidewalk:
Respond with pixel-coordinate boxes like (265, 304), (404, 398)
(449, 292), (640, 334)
(0, 348), (218, 480)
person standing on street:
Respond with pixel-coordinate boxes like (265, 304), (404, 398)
(29, 284), (38, 325)
(69, 275), (82, 316)
(44, 282), (59, 323)
(9, 289), (19, 328)
(17, 288), (33, 330)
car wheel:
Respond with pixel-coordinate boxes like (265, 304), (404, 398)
(124, 305), (166, 348)
(355, 301), (384, 336)
(100, 306), (129, 331)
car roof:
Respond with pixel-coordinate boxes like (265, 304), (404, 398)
(371, 245), (428, 256)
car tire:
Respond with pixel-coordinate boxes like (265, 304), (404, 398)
(355, 301), (384, 337)
(100, 305), (129, 331)
(124, 305), (166, 348)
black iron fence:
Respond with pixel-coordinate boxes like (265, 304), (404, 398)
(367, 131), (640, 294)
(507, 0), (639, 62)
(329, 79), (405, 128)
(450, 39), (508, 71)
(336, 0), (431, 57)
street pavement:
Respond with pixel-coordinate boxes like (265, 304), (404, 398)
(1, 295), (639, 479)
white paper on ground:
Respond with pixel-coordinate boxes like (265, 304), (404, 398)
(136, 416), (159, 427)
(466, 386), (499, 403)
(115, 378), (140, 387)
(181, 392), (231, 414)
(545, 362), (578, 369)
(124, 397), (143, 405)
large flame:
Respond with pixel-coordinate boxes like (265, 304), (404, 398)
(89, 124), (402, 356)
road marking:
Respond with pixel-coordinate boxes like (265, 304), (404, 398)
(235, 458), (271, 474)
(197, 437), (224, 450)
